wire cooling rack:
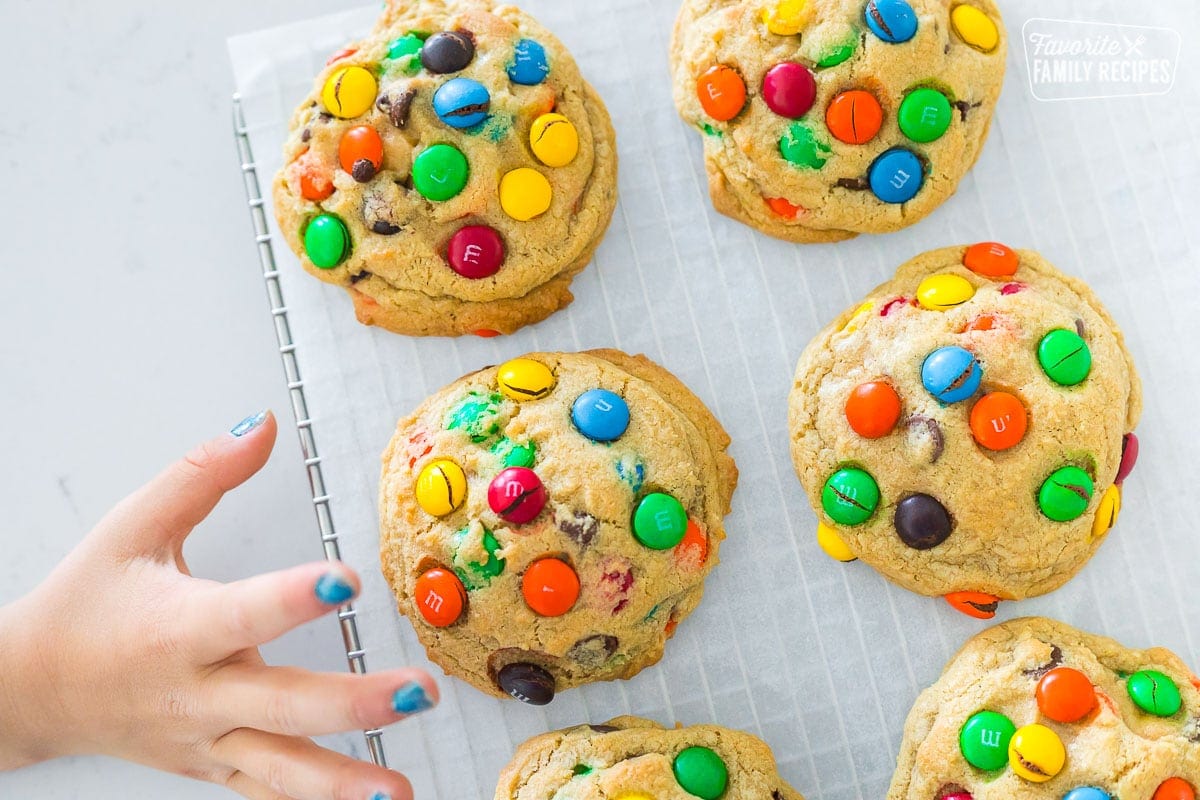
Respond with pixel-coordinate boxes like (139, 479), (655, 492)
(233, 94), (389, 769)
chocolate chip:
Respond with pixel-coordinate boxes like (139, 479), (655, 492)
(379, 88), (415, 129)
(496, 662), (555, 705)
(953, 100), (982, 122)
(566, 635), (619, 669)
(906, 414), (945, 464)
(589, 724), (620, 733)
(1075, 318), (1087, 338)
(773, 792), (784, 800)
(372, 220), (402, 235)
(1022, 645), (1064, 678)
(420, 31), (475, 74)
(836, 177), (870, 191)
(300, 128), (311, 142)
(558, 511), (599, 549)
(894, 493), (953, 550)
(318, 111), (333, 122)
(350, 158), (377, 183)
(348, 270), (372, 284)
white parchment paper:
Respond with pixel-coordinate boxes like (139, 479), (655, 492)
(229, 3), (1200, 799)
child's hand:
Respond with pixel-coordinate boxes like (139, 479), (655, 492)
(0, 411), (437, 800)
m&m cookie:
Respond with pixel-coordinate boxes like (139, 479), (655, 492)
(889, 618), (1200, 800)
(495, 717), (806, 800)
(274, 1), (617, 337)
(380, 351), (737, 703)
(789, 245), (1142, 614)
(670, 0), (1006, 241)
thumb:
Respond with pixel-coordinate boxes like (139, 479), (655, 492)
(96, 410), (278, 561)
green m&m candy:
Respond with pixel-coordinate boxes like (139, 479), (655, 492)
(632, 492), (687, 549)
(780, 121), (831, 169)
(446, 391), (505, 442)
(492, 437), (536, 468)
(1038, 466), (1094, 521)
(1127, 669), (1182, 717)
(453, 527), (505, 589)
(898, 88), (953, 143)
(386, 33), (425, 75)
(413, 143), (469, 201)
(672, 746), (728, 800)
(817, 38), (855, 67)
(1038, 329), (1092, 386)
(303, 214), (351, 269)
(821, 468), (880, 525)
(958, 709), (1015, 770)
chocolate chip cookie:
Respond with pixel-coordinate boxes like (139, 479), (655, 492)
(889, 617), (1199, 800)
(497, 716), (806, 800)
(274, 0), (617, 337)
(788, 244), (1142, 617)
(670, 0), (1006, 242)
(380, 350), (737, 703)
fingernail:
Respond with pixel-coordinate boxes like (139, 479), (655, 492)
(230, 410), (268, 437)
(314, 572), (355, 605)
(392, 681), (434, 715)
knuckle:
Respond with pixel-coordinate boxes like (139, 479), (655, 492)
(348, 685), (382, 729)
(260, 756), (291, 796)
(158, 686), (201, 722)
(262, 689), (301, 735)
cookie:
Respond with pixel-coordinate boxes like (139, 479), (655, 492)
(670, 0), (1006, 242)
(496, 716), (806, 800)
(273, 0), (617, 337)
(889, 617), (1200, 800)
(788, 244), (1142, 616)
(380, 350), (737, 703)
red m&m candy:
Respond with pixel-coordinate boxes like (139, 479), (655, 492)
(1115, 432), (1139, 484)
(762, 62), (816, 119)
(1036, 667), (1096, 722)
(488, 467), (547, 524)
(845, 381), (902, 438)
(447, 225), (505, 279)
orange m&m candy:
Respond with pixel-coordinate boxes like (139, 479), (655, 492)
(414, 567), (467, 627)
(1154, 778), (1196, 800)
(338, 125), (384, 182)
(963, 242), (1019, 278)
(944, 590), (1001, 619)
(845, 381), (902, 439)
(521, 558), (580, 617)
(1036, 667), (1096, 722)
(962, 313), (998, 332)
(297, 151), (334, 201)
(765, 196), (804, 218)
(696, 65), (747, 121)
(825, 90), (883, 145)
(969, 391), (1027, 450)
(675, 519), (709, 569)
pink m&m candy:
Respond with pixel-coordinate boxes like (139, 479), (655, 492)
(1116, 432), (1139, 484)
(447, 225), (504, 279)
(488, 467), (547, 524)
(762, 62), (816, 119)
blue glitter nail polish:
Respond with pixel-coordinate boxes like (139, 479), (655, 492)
(392, 681), (434, 715)
(370, 794), (392, 800)
(314, 573), (354, 605)
(230, 410), (267, 437)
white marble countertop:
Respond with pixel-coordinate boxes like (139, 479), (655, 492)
(0, 2), (376, 797)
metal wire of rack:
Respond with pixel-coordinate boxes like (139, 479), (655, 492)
(232, 93), (388, 769)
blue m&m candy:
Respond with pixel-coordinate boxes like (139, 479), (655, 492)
(432, 77), (490, 129)
(508, 38), (549, 85)
(922, 346), (982, 404)
(1063, 789), (1111, 800)
(869, 148), (924, 203)
(865, 0), (918, 43)
(572, 389), (629, 442)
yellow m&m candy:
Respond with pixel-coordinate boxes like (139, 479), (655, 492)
(322, 65), (378, 119)
(841, 301), (874, 333)
(761, 0), (807, 35)
(498, 358), (556, 401)
(1091, 484), (1121, 540)
(1008, 724), (1065, 783)
(917, 274), (976, 311)
(817, 521), (857, 562)
(530, 113), (579, 168)
(500, 168), (553, 221)
(415, 458), (467, 516)
(951, 5), (1000, 53)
